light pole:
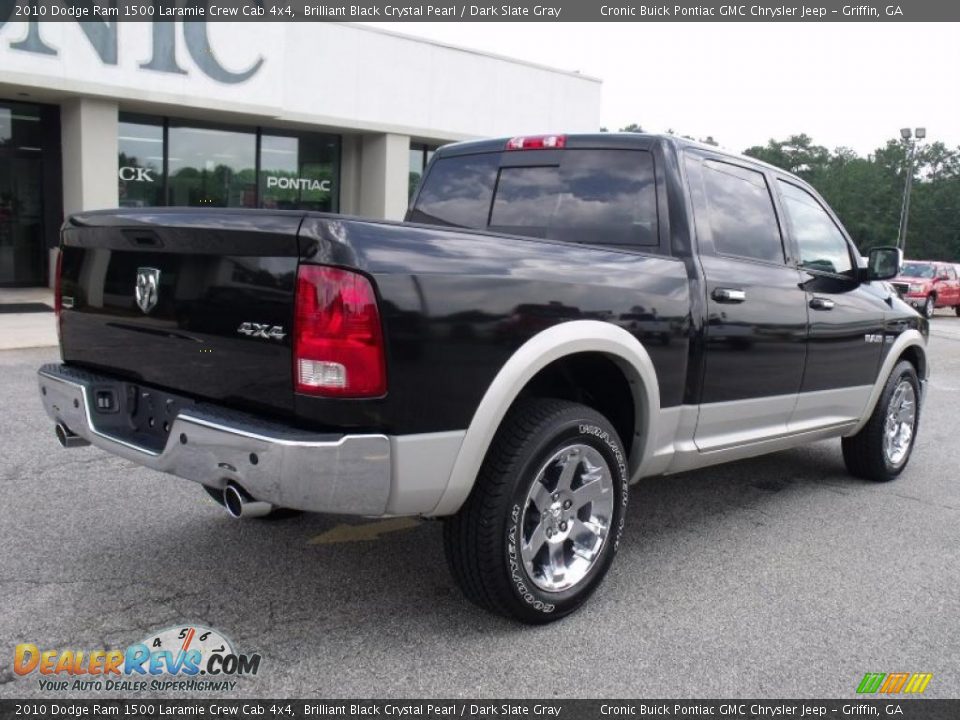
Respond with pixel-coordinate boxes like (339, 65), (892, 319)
(897, 127), (925, 252)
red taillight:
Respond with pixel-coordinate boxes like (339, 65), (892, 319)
(54, 249), (63, 344)
(293, 265), (386, 398)
(506, 134), (566, 151)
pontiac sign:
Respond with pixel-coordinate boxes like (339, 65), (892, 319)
(266, 176), (331, 192)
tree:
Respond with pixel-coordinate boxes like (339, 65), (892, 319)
(743, 134), (960, 261)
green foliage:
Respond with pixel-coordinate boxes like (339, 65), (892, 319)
(744, 134), (960, 261)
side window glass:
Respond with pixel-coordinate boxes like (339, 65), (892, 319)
(701, 160), (784, 264)
(777, 181), (853, 275)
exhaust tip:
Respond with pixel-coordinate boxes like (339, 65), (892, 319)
(223, 484), (244, 518)
(56, 422), (89, 449)
(223, 483), (272, 519)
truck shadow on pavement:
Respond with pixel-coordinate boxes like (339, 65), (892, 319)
(1, 424), (930, 699)
(126, 438), (874, 638)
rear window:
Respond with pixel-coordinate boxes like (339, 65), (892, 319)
(410, 153), (499, 228)
(410, 149), (658, 247)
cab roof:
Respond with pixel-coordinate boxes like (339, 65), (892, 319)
(434, 132), (785, 175)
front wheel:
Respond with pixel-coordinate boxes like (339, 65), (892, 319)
(443, 398), (629, 623)
(923, 295), (935, 318)
(842, 360), (921, 482)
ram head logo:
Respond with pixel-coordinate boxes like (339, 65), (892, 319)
(135, 267), (160, 314)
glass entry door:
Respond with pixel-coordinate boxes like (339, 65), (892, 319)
(0, 153), (45, 286)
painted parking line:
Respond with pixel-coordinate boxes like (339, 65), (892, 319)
(307, 517), (421, 545)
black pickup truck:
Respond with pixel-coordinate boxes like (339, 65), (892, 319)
(39, 133), (927, 623)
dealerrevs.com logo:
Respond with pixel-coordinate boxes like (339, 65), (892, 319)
(14, 625), (262, 693)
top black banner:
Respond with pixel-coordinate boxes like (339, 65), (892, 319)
(2, 0), (959, 21)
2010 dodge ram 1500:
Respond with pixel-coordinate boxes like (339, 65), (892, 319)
(39, 133), (927, 623)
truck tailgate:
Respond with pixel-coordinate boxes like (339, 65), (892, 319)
(59, 210), (303, 416)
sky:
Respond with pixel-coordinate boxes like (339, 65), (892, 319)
(362, 22), (958, 157)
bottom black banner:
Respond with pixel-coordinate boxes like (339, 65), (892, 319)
(0, 700), (958, 720)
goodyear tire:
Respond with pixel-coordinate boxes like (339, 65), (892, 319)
(842, 360), (921, 482)
(443, 398), (628, 623)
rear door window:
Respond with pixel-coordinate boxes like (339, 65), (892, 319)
(411, 149), (659, 247)
(701, 160), (784, 264)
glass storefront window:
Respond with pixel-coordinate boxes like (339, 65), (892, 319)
(167, 123), (257, 208)
(1, 101), (51, 287)
(118, 116), (164, 208)
(409, 143), (437, 199)
(0, 102), (43, 150)
(260, 132), (339, 212)
(117, 114), (341, 212)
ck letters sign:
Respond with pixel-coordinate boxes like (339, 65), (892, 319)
(119, 167), (155, 182)
(0, 20), (263, 84)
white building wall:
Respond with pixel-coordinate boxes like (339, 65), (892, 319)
(0, 22), (602, 283)
(57, 98), (120, 289)
(357, 133), (411, 221)
(60, 98), (119, 215)
(0, 22), (601, 141)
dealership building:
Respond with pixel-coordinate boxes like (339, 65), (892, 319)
(0, 22), (601, 287)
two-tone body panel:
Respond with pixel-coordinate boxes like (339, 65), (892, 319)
(45, 134), (928, 518)
(676, 140), (926, 458)
(296, 217), (690, 435)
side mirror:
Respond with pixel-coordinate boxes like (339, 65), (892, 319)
(864, 246), (902, 281)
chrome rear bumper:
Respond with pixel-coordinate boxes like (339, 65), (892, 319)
(37, 364), (391, 515)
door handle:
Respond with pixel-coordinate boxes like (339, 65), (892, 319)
(809, 297), (835, 311)
(712, 288), (746, 303)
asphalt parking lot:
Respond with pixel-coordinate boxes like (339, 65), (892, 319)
(1, 318), (959, 699)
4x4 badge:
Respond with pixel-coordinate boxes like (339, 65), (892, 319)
(237, 322), (286, 341)
(135, 267), (160, 314)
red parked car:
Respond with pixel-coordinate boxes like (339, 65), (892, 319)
(891, 260), (960, 318)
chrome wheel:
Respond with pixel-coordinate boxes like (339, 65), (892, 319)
(520, 443), (615, 593)
(924, 296), (934, 318)
(884, 380), (917, 466)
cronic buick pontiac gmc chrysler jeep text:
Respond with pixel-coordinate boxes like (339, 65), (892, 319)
(39, 134), (927, 622)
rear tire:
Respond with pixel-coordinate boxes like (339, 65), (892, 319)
(954, 304), (960, 317)
(443, 398), (629, 624)
(842, 361), (921, 482)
